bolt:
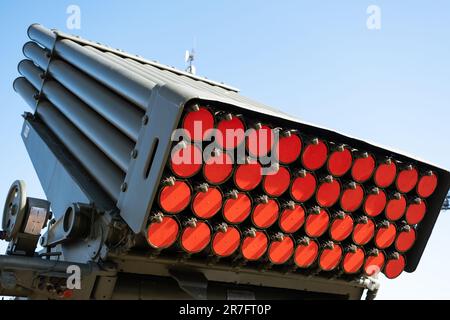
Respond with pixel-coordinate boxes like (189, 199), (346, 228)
(142, 115), (149, 126)
(130, 149), (138, 159)
(120, 183), (128, 192)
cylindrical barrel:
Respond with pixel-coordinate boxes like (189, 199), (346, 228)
(23, 42), (143, 141)
(13, 77), (38, 111)
(14, 78), (124, 200)
(18, 60), (135, 172)
(27, 24), (56, 49)
(61, 40), (157, 109)
(17, 60), (43, 89)
(23, 41), (51, 69)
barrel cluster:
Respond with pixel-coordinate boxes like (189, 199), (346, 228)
(147, 105), (438, 280)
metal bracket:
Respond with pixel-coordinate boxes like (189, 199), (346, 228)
(169, 269), (208, 300)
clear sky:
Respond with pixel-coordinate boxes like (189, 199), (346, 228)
(0, 0), (449, 299)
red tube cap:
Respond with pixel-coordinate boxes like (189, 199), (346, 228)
(384, 254), (406, 279)
(375, 223), (397, 249)
(170, 144), (202, 178)
(417, 172), (438, 198)
(374, 161), (397, 188)
(241, 230), (268, 261)
(396, 167), (419, 194)
(147, 216), (179, 249)
(301, 139), (328, 171)
(352, 219), (375, 246)
(405, 200), (426, 225)
(277, 133), (302, 164)
(342, 247), (365, 274)
(263, 166), (291, 197)
(305, 208), (330, 238)
(316, 178), (341, 208)
(319, 244), (343, 271)
(395, 228), (416, 253)
(234, 161), (262, 191)
(340, 184), (364, 212)
(363, 189), (387, 217)
(268, 236), (294, 264)
(159, 180), (192, 214)
(279, 204), (305, 234)
(294, 239), (319, 268)
(181, 221), (212, 254)
(211, 226), (241, 257)
(192, 187), (223, 219)
(385, 194), (406, 221)
(246, 125), (274, 158)
(330, 214), (354, 242)
(327, 147), (352, 177)
(252, 199), (279, 229)
(364, 251), (385, 276)
(290, 171), (317, 202)
(223, 192), (252, 224)
(216, 116), (245, 150)
(182, 107), (214, 142)
(351, 154), (375, 183)
(203, 151), (233, 185)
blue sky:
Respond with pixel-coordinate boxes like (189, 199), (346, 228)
(0, 0), (449, 299)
